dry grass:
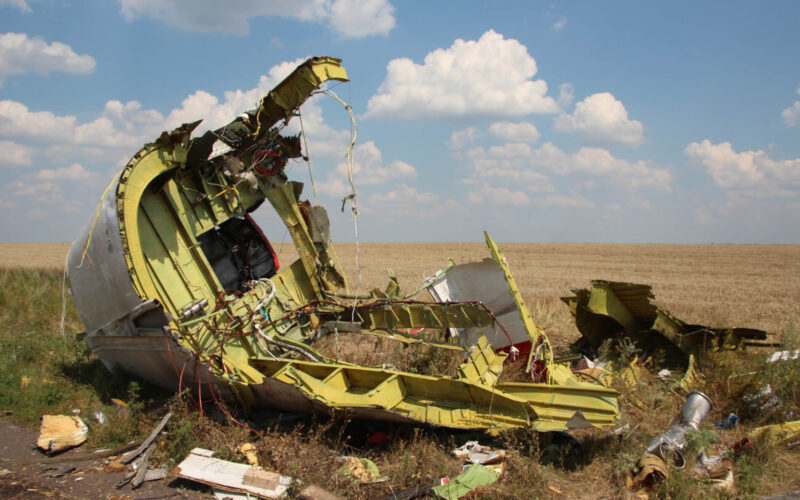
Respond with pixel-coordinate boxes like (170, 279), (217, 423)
(3, 241), (799, 498)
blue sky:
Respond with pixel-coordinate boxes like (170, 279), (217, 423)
(1, 0), (799, 243)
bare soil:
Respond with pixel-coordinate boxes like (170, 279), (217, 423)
(0, 417), (208, 499)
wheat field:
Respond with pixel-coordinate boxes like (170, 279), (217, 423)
(3, 241), (798, 346)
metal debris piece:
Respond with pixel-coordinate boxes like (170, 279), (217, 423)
(174, 448), (293, 499)
(36, 415), (88, 454)
(643, 391), (712, 468)
(749, 419), (800, 446)
(562, 280), (772, 366)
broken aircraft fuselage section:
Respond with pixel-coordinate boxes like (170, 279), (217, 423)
(67, 57), (618, 432)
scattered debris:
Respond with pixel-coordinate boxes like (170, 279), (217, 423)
(766, 349), (800, 363)
(238, 443), (259, 466)
(92, 410), (107, 425)
(431, 464), (500, 500)
(336, 456), (388, 484)
(173, 448), (293, 499)
(121, 412), (171, 464)
(692, 445), (733, 490)
(47, 466), (75, 478)
(715, 413), (738, 429)
(36, 415), (88, 454)
(750, 420), (800, 446)
(562, 281), (773, 367)
(452, 441), (506, 469)
(644, 391), (713, 468)
(632, 453), (667, 486)
(743, 384), (783, 412)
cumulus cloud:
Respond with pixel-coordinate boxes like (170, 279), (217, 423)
(0, 100), (77, 142)
(0, 32), (95, 86)
(467, 185), (530, 207)
(318, 141), (417, 196)
(557, 83), (574, 108)
(464, 141), (670, 192)
(685, 139), (800, 195)
(553, 16), (567, 31)
(365, 30), (559, 120)
(448, 127), (481, 150)
(0, 0), (31, 13)
(35, 163), (94, 180)
(537, 192), (595, 209)
(363, 183), (460, 219)
(488, 121), (540, 143)
(782, 87), (800, 127)
(554, 92), (644, 145)
(0, 140), (34, 166)
(119, 0), (395, 38)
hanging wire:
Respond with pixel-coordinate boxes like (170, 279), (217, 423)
(319, 89), (361, 321)
(297, 111), (319, 205)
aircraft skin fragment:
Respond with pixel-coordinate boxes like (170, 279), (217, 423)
(67, 56), (619, 433)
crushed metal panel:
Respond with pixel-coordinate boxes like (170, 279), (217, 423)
(563, 280), (771, 365)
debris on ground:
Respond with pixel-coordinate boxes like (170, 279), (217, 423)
(238, 443), (259, 466)
(766, 349), (800, 363)
(750, 420), (800, 446)
(692, 444), (734, 490)
(335, 456), (388, 484)
(562, 280), (774, 367)
(431, 464), (500, 500)
(452, 441), (506, 472)
(743, 384), (783, 412)
(36, 415), (88, 454)
(643, 391), (712, 468)
(174, 448), (293, 499)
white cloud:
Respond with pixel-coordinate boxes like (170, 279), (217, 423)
(318, 141), (416, 196)
(0, 139), (34, 166)
(35, 163), (94, 180)
(448, 127), (481, 150)
(554, 92), (644, 145)
(782, 87), (800, 127)
(0, 0), (31, 13)
(464, 141), (670, 192)
(0, 33), (95, 86)
(557, 83), (574, 108)
(488, 121), (540, 143)
(536, 192), (595, 210)
(0, 100), (77, 142)
(363, 183), (461, 218)
(119, 0), (395, 38)
(467, 185), (530, 207)
(329, 0), (395, 38)
(365, 30), (559, 120)
(685, 139), (800, 194)
(553, 16), (567, 31)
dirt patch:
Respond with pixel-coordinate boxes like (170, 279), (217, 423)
(0, 417), (208, 499)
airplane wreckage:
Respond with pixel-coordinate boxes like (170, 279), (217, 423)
(65, 57), (772, 435)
